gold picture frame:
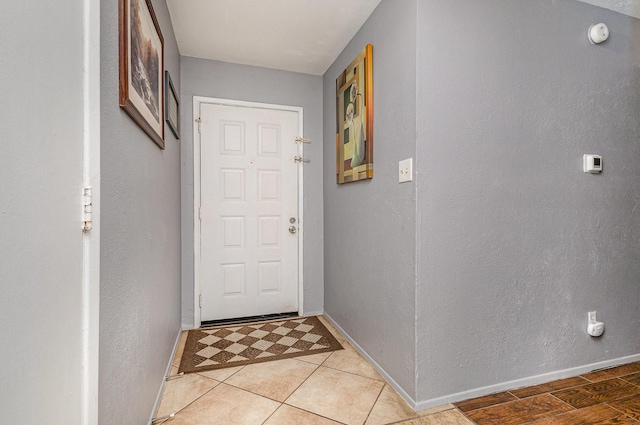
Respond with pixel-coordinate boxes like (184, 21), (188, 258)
(336, 44), (373, 184)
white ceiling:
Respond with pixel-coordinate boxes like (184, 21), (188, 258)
(166, 0), (383, 76)
(167, 0), (638, 77)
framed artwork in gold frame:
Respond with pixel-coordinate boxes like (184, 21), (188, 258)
(336, 44), (373, 184)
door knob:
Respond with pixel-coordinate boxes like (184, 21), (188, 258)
(289, 226), (297, 234)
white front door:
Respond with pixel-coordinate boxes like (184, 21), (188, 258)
(199, 101), (301, 321)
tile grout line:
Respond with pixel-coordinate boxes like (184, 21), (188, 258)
(387, 405), (465, 425)
(604, 402), (640, 423)
(321, 363), (386, 382)
(460, 376), (625, 414)
(361, 383), (389, 425)
(158, 336), (222, 423)
(281, 354), (328, 405)
(510, 380), (597, 401)
(387, 419), (424, 425)
(278, 356), (336, 423)
(278, 354), (387, 425)
(519, 406), (578, 425)
(458, 397), (520, 414)
(275, 360), (351, 425)
(460, 392), (577, 425)
(160, 361), (247, 420)
(196, 363), (247, 382)
(319, 345), (386, 382)
(459, 409), (478, 425)
(523, 402), (640, 425)
(222, 359), (323, 405)
(259, 401), (284, 425)
(291, 322), (392, 424)
(232, 317), (375, 424)
(158, 379), (222, 420)
(619, 375), (640, 389)
(475, 393), (576, 425)
(547, 391), (578, 411)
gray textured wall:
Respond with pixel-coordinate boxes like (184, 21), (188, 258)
(0, 1), (84, 423)
(323, 0), (418, 398)
(416, 0), (640, 403)
(180, 58), (324, 327)
(99, 0), (182, 423)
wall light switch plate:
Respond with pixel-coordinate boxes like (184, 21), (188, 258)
(399, 158), (413, 183)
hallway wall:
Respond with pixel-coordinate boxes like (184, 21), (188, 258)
(0, 1), (86, 423)
(415, 0), (640, 405)
(99, 0), (182, 423)
(322, 0), (419, 399)
(323, 0), (640, 409)
(180, 57), (324, 327)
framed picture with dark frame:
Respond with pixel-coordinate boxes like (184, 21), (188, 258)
(165, 70), (179, 139)
(119, 0), (165, 149)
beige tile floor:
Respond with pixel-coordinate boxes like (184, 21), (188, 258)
(154, 316), (473, 425)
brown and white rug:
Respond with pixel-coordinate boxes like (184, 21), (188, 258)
(178, 316), (343, 373)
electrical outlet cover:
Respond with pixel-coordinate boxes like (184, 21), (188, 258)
(399, 158), (413, 183)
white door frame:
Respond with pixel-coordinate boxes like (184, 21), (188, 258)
(82, 0), (100, 423)
(193, 96), (304, 327)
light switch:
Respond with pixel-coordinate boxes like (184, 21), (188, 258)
(399, 158), (413, 183)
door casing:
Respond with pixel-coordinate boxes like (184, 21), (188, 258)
(192, 96), (304, 328)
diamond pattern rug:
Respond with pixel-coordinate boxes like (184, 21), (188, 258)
(178, 316), (343, 373)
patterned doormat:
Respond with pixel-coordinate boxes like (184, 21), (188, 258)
(178, 316), (343, 373)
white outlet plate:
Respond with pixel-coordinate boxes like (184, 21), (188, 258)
(399, 158), (413, 183)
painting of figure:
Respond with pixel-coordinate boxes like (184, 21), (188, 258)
(336, 44), (373, 184)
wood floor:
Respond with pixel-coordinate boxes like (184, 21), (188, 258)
(454, 362), (640, 424)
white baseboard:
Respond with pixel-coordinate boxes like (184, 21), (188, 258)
(322, 313), (417, 408)
(148, 327), (183, 425)
(322, 313), (640, 413)
(414, 352), (640, 411)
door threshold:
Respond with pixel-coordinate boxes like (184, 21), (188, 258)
(201, 312), (299, 328)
